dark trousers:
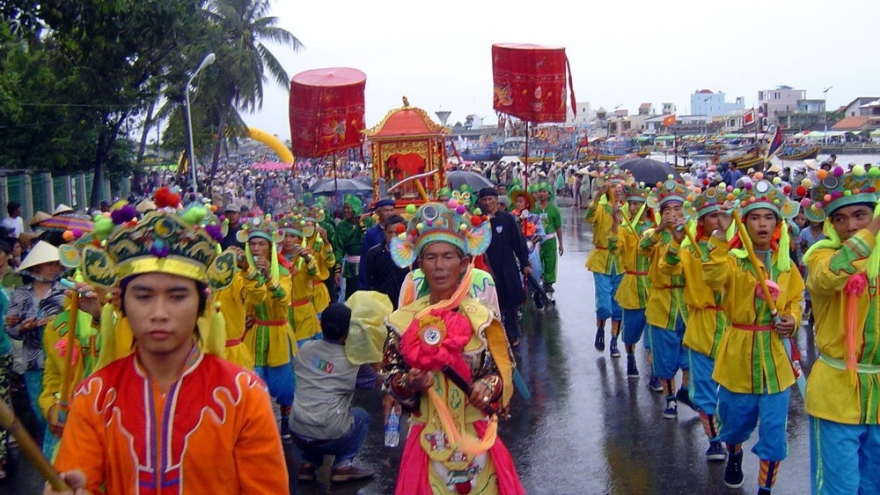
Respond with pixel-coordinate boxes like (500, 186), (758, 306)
(501, 306), (520, 343)
(293, 407), (370, 468)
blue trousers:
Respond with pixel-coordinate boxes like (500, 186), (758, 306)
(255, 363), (295, 407)
(622, 308), (647, 347)
(717, 386), (790, 461)
(649, 319), (688, 380)
(810, 416), (880, 495)
(294, 407), (370, 468)
(688, 350), (719, 416)
(594, 270), (623, 321)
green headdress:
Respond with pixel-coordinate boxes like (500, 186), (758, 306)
(343, 194), (363, 216)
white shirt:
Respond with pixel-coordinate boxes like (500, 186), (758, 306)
(0, 216), (23, 238)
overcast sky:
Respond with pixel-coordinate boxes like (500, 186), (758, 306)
(245, 0), (878, 139)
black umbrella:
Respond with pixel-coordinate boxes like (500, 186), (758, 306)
(618, 158), (680, 186)
(446, 171), (494, 191)
(311, 178), (373, 195)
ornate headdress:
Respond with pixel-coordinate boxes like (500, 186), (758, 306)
(76, 190), (234, 290)
(451, 184), (475, 208)
(686, 182), (727, 218)
(623, 182), (650, 203)
(390, 202), (491, 267)
(646, 178), (689, 210)
(805, 164), (880, 220)
(735, 178), (799, 219)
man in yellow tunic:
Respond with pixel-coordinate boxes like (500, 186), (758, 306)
(584, 170), (625, 352)
(215, 250), (266, 368)
(238, 215), (297, 440)
(381, 202), (524, 495)
(612, 182), (656, 380)
(642, 179), (690, 419)
(658, 185), (730, 462)
(46, 197), (288, 495)
(703, 179), (803, 494)
(278, 214), (322, 347)
(802, 165), (880, 495)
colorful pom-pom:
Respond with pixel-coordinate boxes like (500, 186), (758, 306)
(796, 186), (806, 197)
(833, 166), (845, 177)
(824, 194), (832, 202)
(447, 199), (459, 209)
(394, 223), (406, 234)
(754, 172), (763, 180)
(406, 204), (417, 214)
(853, 165), (866, 176)
(470, 216), (482, 227)
(62, 230), (74, 242)
(800, 198), (811, 208)
(817, 170), (828, 180)
(456, 205), (466, 215)
(869, 168), (880, 178)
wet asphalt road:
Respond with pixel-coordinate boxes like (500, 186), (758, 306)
(1, 204), (813, 495)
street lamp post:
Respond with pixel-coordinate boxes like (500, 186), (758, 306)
(184, 52), (216, 194)
(823, 86), (833, 146)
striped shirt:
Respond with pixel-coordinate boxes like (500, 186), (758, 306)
(6, 282), (66, 370)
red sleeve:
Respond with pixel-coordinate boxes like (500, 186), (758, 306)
(234, 374), (290, 494)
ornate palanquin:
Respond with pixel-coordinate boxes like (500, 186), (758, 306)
(365, 98), (448, 206)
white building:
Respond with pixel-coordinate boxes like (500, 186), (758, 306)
(757, 85), (805, 126)
(690, 90), (745, 117)
(566, 101), (592, 127)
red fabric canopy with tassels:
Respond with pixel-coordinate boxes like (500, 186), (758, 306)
(491, 43), (576, 124)
(289, 67), (366, 158)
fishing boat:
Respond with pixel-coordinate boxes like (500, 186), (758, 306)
(780, 145), (820, 160)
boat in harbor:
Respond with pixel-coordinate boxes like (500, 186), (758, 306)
(780, 145), (820, 160)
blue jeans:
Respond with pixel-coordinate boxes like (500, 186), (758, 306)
(810, 416), (880, 495)
(294, 407), (370, 468)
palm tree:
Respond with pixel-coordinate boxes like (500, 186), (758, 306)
(203, 0), (302, 188)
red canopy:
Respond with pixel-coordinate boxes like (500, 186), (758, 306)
(491, 43), (576, 124)
(289, 67), (366, 158)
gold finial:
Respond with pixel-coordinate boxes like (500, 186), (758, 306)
(402, 96), (409, 107)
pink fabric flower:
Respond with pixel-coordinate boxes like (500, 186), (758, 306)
(401, 309), (473, 383)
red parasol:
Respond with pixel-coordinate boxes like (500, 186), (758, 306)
(492, 43), (576, 188)
(289, 68), (366, 158)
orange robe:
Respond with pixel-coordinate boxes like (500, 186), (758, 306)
(54, 347), (288, 495)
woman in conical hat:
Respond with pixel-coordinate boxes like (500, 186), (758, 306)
(382, 202), (524, 495)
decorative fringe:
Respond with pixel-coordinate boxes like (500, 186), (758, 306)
(198, 301), (226, 356)
(94, 304), (124, 372)
(843, 274), (868, 385)
(803, 219), (841, 264)
(776, 221), (792, 273)
(427, 386), (498, 458)
(868, 203), (880, 279)
(400, 270), (416, 308)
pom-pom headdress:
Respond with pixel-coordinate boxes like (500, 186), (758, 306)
(736, 179), (799, 220)
(343, 194), (363, 216)
(646, 178), (689, 211)
(807, 165), (879, 220)
(623, 183), (650, 203)
(390, 202), (491, 268)
(686, 184), (726, 218)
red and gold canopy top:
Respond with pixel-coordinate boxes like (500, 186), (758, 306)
(365, 98), (447, 139)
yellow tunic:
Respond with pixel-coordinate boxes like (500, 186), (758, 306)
(641, 229), (688, 330)
(584, 201), (620, 274)
(286, 255), (321, 343)
(39, 309), (99, 418)
(215, 268), (266, 369)
(614, 221), (652, 310)
(805, 229), (880, 424)
(661, 239), (729, 358)
(703, 236), (804, 394)
(309, 237), (335, 314)
(245, 269), (296, 367)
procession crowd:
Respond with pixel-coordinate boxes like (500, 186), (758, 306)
(0, 153), (874, 495)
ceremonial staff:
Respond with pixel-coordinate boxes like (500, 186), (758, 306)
(0, 400), (71, 491)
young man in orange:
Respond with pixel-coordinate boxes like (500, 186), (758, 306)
(46, 195), (288, 495)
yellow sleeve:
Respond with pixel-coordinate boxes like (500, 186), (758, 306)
(39, 318), (63, 418)
(782, 267), (806, 328)
(657, 240), (683, 277)
(806, 229), (874, 296)
(238, 269), (267, 307)
(703, 235), (733, 293)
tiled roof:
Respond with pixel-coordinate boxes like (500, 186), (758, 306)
(831, 116), (871, 130)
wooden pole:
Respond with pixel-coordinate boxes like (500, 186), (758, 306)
(0, 400), (71, 491)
